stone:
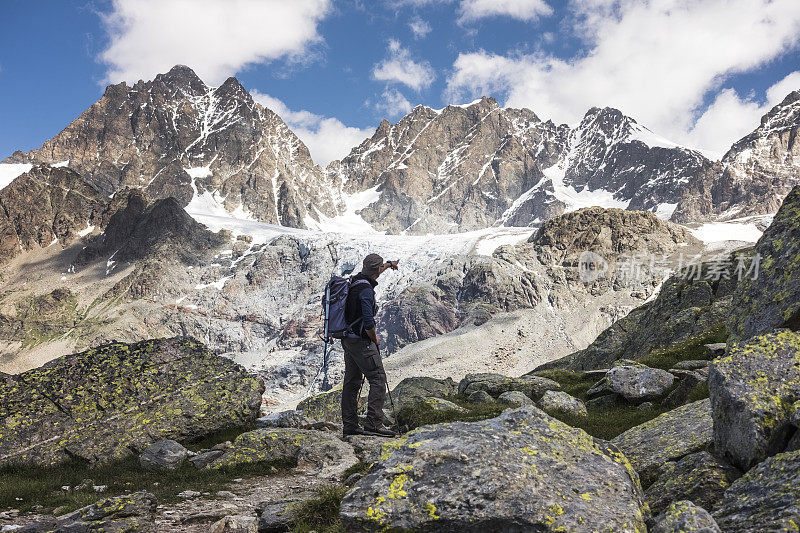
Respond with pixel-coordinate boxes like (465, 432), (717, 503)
(611, 399), (713, 485)
(727, 185), (800, 342)
(497, 390), (535, 407)
(538, 390), (588, 417)
(661, 370), (706, 409)
(178, 490), (201, 499)
(138, 439), (188, 471)
(467, 390), (494, 404)
(209, 428), (358, 479)
(458, 372), (560, 399)
(605, 365), (675, 402)
(257, 410), (309, 429)
(420, 397), (469, 413)
(709, 329), (800, 470)
(673, 359), (711, 370)
(703, 344), (727, 359)
(210, 515), (258, 533)
(713, 450), (800, 532)
(0, 337), (264, 466)
(15, 491), (157, 532)
(645, 451), (740, 517)
(296, 387), (344, 423)
(586, 394), (625, 409)
(189, 450), (224, 469)
(390, 377), (458, 410)
(340, 406), (648, 531)
(651, 501), (720, 533)
(257, 499), (297, 533)
(343, 435), (387, 465)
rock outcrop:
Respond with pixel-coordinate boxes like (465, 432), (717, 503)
(209, 428), (358, 479)
(651, 500), (720, 533)
(709, 329), (800, 470)
(713, 449), (800, 532)
(340, 406), (648, 531)
(610, 399), (713, 484)
(0, 164), (106, 265)
(0, 337), (264, 466)
(727, 185), (800, 342)
(458, 372), (560, 399)
(15, 492), (158, 533)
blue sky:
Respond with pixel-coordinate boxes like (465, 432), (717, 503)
(1, 0), (799, 164)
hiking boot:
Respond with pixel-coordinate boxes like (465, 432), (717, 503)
(342, 427), (364, 437)
(362, 423), (397, 437)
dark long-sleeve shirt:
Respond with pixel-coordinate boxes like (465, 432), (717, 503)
(345, 272), (378, 338)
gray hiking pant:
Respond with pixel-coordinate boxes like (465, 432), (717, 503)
(341, 337), (386, 431)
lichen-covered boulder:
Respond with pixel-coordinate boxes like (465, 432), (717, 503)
(651, 501), (720, 533)
(344, 435), (388, 465)
(390, 377), (457, 410)
(605, 365), (675, 402)
(0, 337), (264, 466)
(420, 397), (469, 413)
(497, 390), (535, 407)
(467, 390), (494, 404)
(138, 439), (188, 471)
(537, 390), (587, 417)
(611, 399), (713, 485)
(257, 410), (310, 429)
(209, 428), (358, 478)
(728, 185), (800, 342)
(340, 406), (648, 532)
(15, 491), (158, 532)
(297, 386), (346, 423)
(713, 450), (800, 532)
(709, 329), (800, 470)
(645, 452), (740, 516)
(458, 373), (560, 399)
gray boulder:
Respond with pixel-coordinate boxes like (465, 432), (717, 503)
(0, 337), (264, 466)
(537, 390), (587, 417)
(673, 359), (711, 371)
(606, 365), (675, 402)
(189, 449), (224, 469)
(340, 406), (648, 532)
(14, 491), (157, 532)
(497, 391), (535, 407)
(138, 439), (188, 471)
(709, 329), (800, 470)
(257, 499), (298, 532)
(257, 410), (310, 429)
(420, 397), (469, 413)
(703, 344), (727, 359)
(210, 515), (258, 533)
(713, 450), (800, 532)
(458, 372), (560, 399)
(611, 399), (713, 485)
(391, 376), (458, 410)
(467, 390), (494, 404)
(209, 428), (358, 479)
(662, 369), (707, 408)
(645, 451), (740, 516)
(651, 501), (720, 533)
(296, 387), (345, 423)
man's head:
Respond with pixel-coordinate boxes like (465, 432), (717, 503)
(361, 253), (384, 279)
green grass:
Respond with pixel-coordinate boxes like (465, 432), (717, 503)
(290, 485), (348, 533)
(395, 394), (507, 431)
(553, 404), (673, 441)
(637, 324), (728, 370)
(341, 461), (370, 481)
(0, 456), (295, 514)
(531, 369), (598, 400)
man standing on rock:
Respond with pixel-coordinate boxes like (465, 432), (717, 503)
(341, 253), (398, 438)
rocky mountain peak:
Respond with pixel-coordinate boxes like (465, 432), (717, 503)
(153, 64), (207, 94)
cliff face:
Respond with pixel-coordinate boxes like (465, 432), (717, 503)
(5, 65), (338, 228)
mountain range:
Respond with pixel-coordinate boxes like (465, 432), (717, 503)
(3, 64), (798, 241)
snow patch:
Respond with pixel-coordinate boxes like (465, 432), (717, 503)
(303, 186), (381, 234)
(195, 275), (232, 291)
(52, 160), (69, 168)
(689, 220), (764, 243)
(77, 224), (95, 237)
(654, 203), (678, 220)
(474, 229), (535, 256)
(544, 163), (631, 212)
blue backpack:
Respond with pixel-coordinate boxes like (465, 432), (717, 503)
(322, 276), (370, 341)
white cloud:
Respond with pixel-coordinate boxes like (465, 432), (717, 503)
(409, 17), (432, 39)
(372, 39), (436, 91)
(458, 0), (552, 23)
(685, 71), (800, 157)
(445, 0), (800, 153)
(374, 88), (413, 117)
(99, 0), (331, 85)
(251, 91), (373, 166)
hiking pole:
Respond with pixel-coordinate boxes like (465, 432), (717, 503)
(377, 344), (404, 434)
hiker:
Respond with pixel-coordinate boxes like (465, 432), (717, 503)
(341, 253), (398, 437)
